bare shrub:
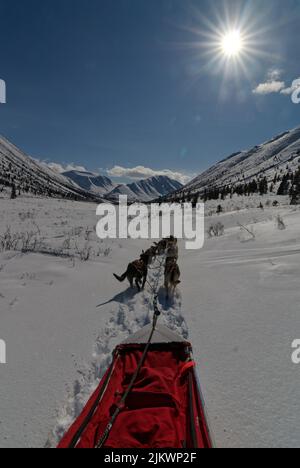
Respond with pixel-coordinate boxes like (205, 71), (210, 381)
(208, 222), (225, 238)
(18, 211), (35, 222)
(0, 227), (43, 253)
(84, 227), (93, 241)
(32, 221), (41, 236)
(102, 247), (112, 257)
(62, 236), (71, 250)
(75, 242), (92, 262)
(0, 227), (19, 251)
(71, 227), (83, 237)
(19, 231), (40, 251)
(276, 215), (286, 231)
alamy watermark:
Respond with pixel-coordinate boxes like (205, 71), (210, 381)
(0, 339), (6, 364)
(96, 196), (205, 250)
(0, 79), (6, 104)
(291, 339), (300, 365)
(291, 79), (300, 104)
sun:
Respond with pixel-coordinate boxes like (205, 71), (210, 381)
(182, 5), (268, 83)
(221, 30), (243, 57)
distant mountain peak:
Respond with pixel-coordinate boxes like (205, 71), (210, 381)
(63, 170), (115, 195)
(0, 135), (183, 203)
(107, 175), (183, 202)
(64, 169), (183, 202)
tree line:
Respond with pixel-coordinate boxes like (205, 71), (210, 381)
(0, 158), (95, 202)
(163, 166), (300, 206)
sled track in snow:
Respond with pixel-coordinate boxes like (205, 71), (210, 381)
(47, 256), (188, 447)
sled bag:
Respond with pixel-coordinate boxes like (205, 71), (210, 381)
(58, 342), (212, 449)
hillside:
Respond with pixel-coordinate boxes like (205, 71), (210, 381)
(0, 136), (100, 202)
(167, 126), (300, 201)
(0, 136), (182, 203)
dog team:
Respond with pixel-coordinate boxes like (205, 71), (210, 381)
(113, 236), (181, 299)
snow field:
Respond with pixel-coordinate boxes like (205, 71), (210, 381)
(0, 196), (299, 447)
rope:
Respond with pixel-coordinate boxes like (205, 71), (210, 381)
(146, 254), (166, 295)
(95, 310), (160, 449)
(95, 254), (166, 449)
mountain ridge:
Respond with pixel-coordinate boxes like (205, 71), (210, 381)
(62, 170), (115, 195)
(0, 135), (182, 203)
(168, 125), (300, 200)
(0, 136), (100, 201)
(107, 175), (183, 202)
(64, 169), (183, 202)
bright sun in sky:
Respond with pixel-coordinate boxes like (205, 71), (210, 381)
(221, 30), (243, 57)
(189, 6), (265, 79)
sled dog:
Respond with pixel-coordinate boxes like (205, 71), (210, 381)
(114, 252), (149, 291)
(164, 258), (181, 299)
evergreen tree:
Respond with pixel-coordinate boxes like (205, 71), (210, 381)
(290, 168), (300, 204)
(259, 177), (268, 196)
(277, 174), (290, 196)
(192, 194), (199, 208)
(10, 183), (17, 200)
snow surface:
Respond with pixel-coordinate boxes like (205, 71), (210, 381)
(0, 195), (300, 448)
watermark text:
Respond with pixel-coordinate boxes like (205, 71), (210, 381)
(0, 339), (6, 364)
(0, 79), (6, 104)
(292, 79), (300, 104)
(291, 339), (300, 364)
(96, 196), (205, 250)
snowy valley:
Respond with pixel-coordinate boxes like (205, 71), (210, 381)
(0, 192), (299, 448)
(0, 126), (300, 448)
(0, 135), (183, 204)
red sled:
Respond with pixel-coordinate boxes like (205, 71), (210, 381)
(58, 324), (213, 449)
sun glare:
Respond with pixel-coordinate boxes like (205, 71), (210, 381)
(221, 30), (243, 57)
(183, 4), (268, 83)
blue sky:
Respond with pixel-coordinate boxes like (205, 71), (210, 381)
(0, 0), (300, 184)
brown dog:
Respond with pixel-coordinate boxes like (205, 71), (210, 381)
(155, 236), (178, 255)
(114, 252), (149, 291)
(166, 238), (178, 261)
(164, 257), (181, 299)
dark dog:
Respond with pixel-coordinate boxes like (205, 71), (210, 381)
(154, 239), (168, 255)
(114, 252), (149, 291)
(164, 257), (181, 299)
(155, 236), (178, 256)
(166, 238), (178, 261)
(142, 245), (157, 265)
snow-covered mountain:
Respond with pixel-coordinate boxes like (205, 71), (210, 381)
(0, 136), (101, 201)
(177, 126), (300, 197)
(62, 170), (115, 195)
(107, 175), (183, 202)
(64, 170), (183, 202)
(0, 135), (182, 203)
